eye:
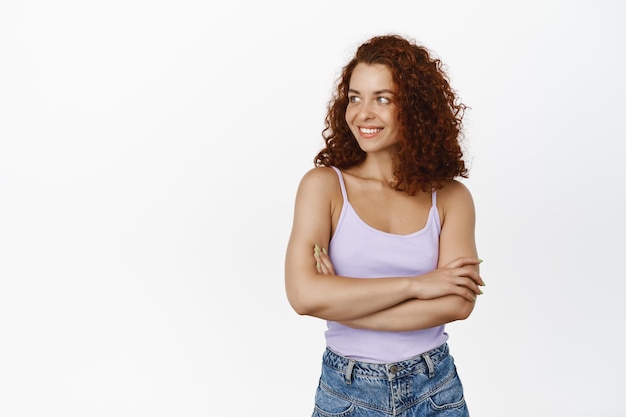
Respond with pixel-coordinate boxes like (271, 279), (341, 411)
(348, 95), (361, 104)
(377, 96), (391, 104)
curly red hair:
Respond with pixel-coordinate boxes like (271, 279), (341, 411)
(314, 34), (469, 195)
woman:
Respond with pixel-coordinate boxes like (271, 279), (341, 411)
(284, 34), (484, 417)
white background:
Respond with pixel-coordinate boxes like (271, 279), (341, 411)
(1, 1), (625, 416)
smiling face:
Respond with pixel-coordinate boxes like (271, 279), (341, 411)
(345, 63), (400, 156)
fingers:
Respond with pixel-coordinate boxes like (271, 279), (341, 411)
(453, 277), (483, 299)
(465, 289), (480, 303)
(457, 266), (485, 287)
(314, 245), (335, 275)
(457, 287), (479, 303)
(444, 276), (482, 302)
(441, 266), (485, 301)
(446, 260), (485, 287)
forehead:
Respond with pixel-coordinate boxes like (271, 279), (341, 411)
(349, 63), (395, 90)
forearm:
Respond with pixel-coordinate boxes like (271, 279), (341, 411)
(286, 272), (417, 322)
(340, 295), (476, 332)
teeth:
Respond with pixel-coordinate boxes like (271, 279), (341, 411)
(360, 127), (381, 134)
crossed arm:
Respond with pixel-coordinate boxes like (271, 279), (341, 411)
(284, 167), (483, 332)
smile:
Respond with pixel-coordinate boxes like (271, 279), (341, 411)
(359, 127), (382, 134)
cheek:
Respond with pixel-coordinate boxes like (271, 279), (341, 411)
(344, 107), (357, 124)
(384, 110), (399, 128)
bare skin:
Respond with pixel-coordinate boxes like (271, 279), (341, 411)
(284, 63), (483, 332)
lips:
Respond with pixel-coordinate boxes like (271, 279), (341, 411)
(359, 127), (382, 135)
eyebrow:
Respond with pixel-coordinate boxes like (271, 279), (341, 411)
(348, 89), (395, 95)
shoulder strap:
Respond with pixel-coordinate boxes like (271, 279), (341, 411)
(330, 166), (348, 202)
(431, 190), (437, 207)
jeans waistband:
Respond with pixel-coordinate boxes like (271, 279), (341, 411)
(322, 343), (449, 382)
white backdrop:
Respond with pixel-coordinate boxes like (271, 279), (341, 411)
(1, 1), (625, 416)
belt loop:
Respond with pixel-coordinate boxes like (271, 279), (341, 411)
(344, 359), (356, 384)
(423, 352), (435, 378)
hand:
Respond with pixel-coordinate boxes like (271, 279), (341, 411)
(313, 245), (335, 275)
(412, 257), (484, 302)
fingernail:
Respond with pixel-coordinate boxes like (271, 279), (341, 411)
(314, 245), (320, 254)
(322, 247), (327, 254)
(316, 261), (321, 270)
(478, 258), (484, 263)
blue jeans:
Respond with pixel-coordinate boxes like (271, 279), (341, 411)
(313, 343), (469, 417)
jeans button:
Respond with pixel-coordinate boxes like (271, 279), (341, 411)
(389, 365), (398, 374)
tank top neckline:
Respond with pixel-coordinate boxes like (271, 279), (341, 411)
(331, 166), (439, 239)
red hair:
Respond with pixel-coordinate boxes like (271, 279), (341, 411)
(314, 35), (469, 195)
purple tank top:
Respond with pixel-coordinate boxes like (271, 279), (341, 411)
(325, 166), (448, 363)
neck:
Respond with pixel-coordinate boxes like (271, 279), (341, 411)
(357, 152), (396, 183)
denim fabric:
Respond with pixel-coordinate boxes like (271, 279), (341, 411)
(312, 343), (469, 417)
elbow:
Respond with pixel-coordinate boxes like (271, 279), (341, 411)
(285, 271), (326, 317)
(450, 297), (476, 322)
(288, 292), (329, 318)
(286, 287), (316, 316)
(289, 299), (312, 316)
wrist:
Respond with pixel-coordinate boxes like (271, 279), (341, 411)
(407, 276), (423, 299)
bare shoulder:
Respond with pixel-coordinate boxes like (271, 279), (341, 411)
(294, 166), (344, 228)
(437, 179), (474, 203)
(297, 166), (341, 195)
(436, 180), (476, 220)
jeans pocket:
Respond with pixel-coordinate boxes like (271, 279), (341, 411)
(313, 385), (356, 417)
(427, 370), (467, 412)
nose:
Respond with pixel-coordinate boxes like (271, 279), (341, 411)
(358, 100), (375, 120)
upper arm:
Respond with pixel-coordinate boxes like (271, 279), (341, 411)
(437, 180), (478, 267)
(284, 167), (339, 313)
(437, 181), (479, 319)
